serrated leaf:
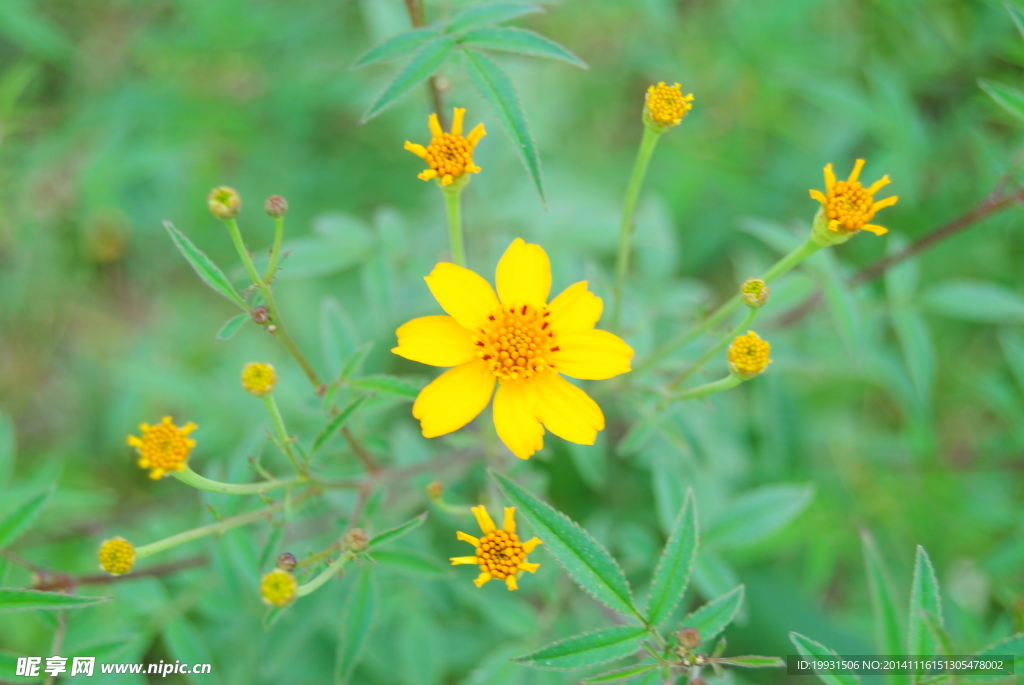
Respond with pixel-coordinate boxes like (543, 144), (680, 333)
(513, 626), (647, 671)
(0, 588), (110, 613)
(490, 470), (639, 618)
(961, 633), (1024, 682)
(163, 221), (247, 311)
(368, 512), (427, 549)
(680, 585), (744, 646)
(922, 280), (1024, 324)
(361, 36), (457, 122)
(347, 375), (422, 400)
(215, 313), (248, 341)
(336, 567), (378, 685)
(861, 531), (907, 685)
(582, 664), (660, 683)
(908, 546), (943, 669)
(789, 633), (861, 685)
(979, 78), (1024, 122)
(446, 2), (544, 34)
(718, 655), (785, 668)
(461, 48), (545, 204)
(646, 488), (698, 626)
(371, 549), (449, 578)
(0, 489), (52, 550)
(704, 484), (814, 549)
(0, 412), (15, 490)
(352, 27), (439, 69)
(459, 27), (586, 68)
(310, 398), (366, 457)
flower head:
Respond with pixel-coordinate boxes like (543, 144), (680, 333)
(740, 278), (770, 309)
(207, 186), (241, 220)
(98, 537), (136, 575)
(260, 569), (297, 607)
(727, 330), (771, 379)
(127, 416), (198, 479)
(809, 159), (897, 237)
(241, 362), (277, 397)
(405, 107), (486, 186)
(451, 506), (541, 591)
(392, 238), (634, 459)
(644, 82), (694, 129)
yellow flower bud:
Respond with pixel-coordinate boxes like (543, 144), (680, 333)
(241, 362), (277, 397)
(727, 330), (771, 380)
(740, 278), (770, 309)
(207, 186), (241, 220)
(260, 569), (297, 607)
(643, 82), (694, 130)
(98, 537), (136, 575)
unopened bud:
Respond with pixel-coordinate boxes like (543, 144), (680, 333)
(727, 330), (771, 380)
(207, 186), (241, 220)
(677, 627), (702, 650)
(264, 195), (288, 218)
(426, 480), (444, 501)
(251, 306), (270, 324)
(740, 278), (770, 309)
(344, 528), (368, 553)
(276, 552), (297, 571)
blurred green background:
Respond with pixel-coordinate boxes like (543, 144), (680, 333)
(2, 0), (1024, 683)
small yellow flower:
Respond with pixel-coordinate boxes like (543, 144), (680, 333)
(451, 506), (541, 591)
(727, 330), (771, 379)
(98, 537), (136, 575)
(241, 362), (277, 397)
(404, 107), (486, 186)
(809, 159), (898, 236)
(260, 568), (297, 607)
(392, 238), (634, 459)
(127, 416), (198, 479)
(644, 82), (694, 128)
(740, 278), (770, 309)
(207, 186), (241, 220)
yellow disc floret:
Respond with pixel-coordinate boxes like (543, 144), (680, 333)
(260, 569), (298, 607)
(98, 537), (136, 575)
(809, 159), (898, 236)
(727, 330), (771, 379)
(405, 107), (486, 186)
(451, 506), (542, 591)
(241, 362), (277, 397)
(644, 82), (694, 128)
(127, 416), (198, 479)
(473, 303), (559, 382)
(740, 278), (770, 309)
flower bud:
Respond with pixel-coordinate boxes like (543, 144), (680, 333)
(344, 528), (369, 553)
(264, 195), (288, 218)
(643, 82), (694, 131)
(426, 480), (444, 501)
(677, 627), (702, 650)
(98, 537), (136, 575)
(740, 278), (770, 309)
(251, 306), (270, 325)
(260, 569), (297, 607)
(727, 330), (772, 380)
(207, 186), (241, 220)
(276, 552), (297, 571)
(241, 362), (277, 397)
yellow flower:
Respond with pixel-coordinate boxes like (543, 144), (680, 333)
(127, 416), (198, 479)
(451, 506), (541, 591)
(644, 82), (694, 128)
(727, 330), (771, 379)
(809, 159), (898, 236)
(98, 537), (135, 575)
(241, 362), (277, 397)
(392, 239), (634, 459)
(404, 107), (486, 186)
(260, 569), (297, 607)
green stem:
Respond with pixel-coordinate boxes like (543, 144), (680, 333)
(173, 465), (304, 495)
(667, 308), (758, 390)
(442, 185), (467, 267)
(263, 395), (302, 474)
(666, 374), (742, 403)
(613, 124), (662, 331)
(295, 551), (355, 597)
(264, 216), (284, 283)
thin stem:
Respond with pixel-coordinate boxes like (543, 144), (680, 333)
(613, 124), (662, 330)
(43, 612), (66, 685)
(295, 551), (355, 597)
(403, 0), (446, 126)
(74, 557), (208, 586)
(666, 374), (742, 403)
(667, 307), (758, 390)
(173, 465), (304, 495)
(263, 395), (303, 474)
(443, 185), (467, 267)
(342, 426), (381, 474)
(264, 216), (284, 283)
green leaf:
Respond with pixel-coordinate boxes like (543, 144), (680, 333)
(979, 78), (1024, 122)
(582, 664), (660, 684)
(163, 221), (247, 311)
(310, 398), (366, 457)
(922, 280), (1024, 324)
(461, 49), (545, 204)
(789, 633), (861, 685)
(347, 375), (422, 401)
(321, 298), (359, 380)
(680, 585), (745, 646)
(352, 27), (439, 69)
(0, 489), (52, 550)
(215, 313), (248, 341)
(490, 470), (639, 618)
(908, 546), (943, 666)
(0, 588), (111, 613)
(962, 633), (1024, 682)
(164, 618), (215, 685)
(646, 488), (698, 626)
(335, 567), (378, 685)
(718, 656), (785, 668)
(704, 484), (814, 549)
(339, 342), (374, 382)
(446, 2), (544, 34)
(0, 652), (41, 683)
(892, 309), (935, 407)
(1008, 2), (1024, 41)
(367, 512), (428, 549)
(513, 626), (647, 671)
(361, 36), (457, 122)
(999, 328), (1024, 395)
(861, 531), (907, 685)
(371, 549), (449, 578)
(0, 412), (14, 489)
(459, 27), (586, 68)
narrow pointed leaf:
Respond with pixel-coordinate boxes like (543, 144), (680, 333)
(490, 470), (638, 617)
(310, 398), (366, 457)
(446, 2), (544, 34)
(717, 656), (785, 668)
(335, 567), (378, 684)
(361, 36), (456, 122)
(513, 626), (647, 671)
(461, 49), (545, 204)
(961, 633), (1024, 682)
(680, 585), (744, 646)
(0, 588), (111, 613)
(367, 512), (428, 549)
(339, 342), (373, 382)
(979, 79), (1024, 122)
(646, 488), (698, 626)
(163, 221), (247, 311)
(582, 664), (660, 683)
(352, 27), (439, 69)
(908, 546), (943, 661)
(789, 633), (861, 685)
(215, 313), (249, 341)
(704, 484), (814, 549)
(861, 531), (907, 685)
(459, 27), (586, 68)
(0, 489), (52, 550)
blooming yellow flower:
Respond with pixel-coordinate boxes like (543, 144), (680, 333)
(260, 568), (297, 607)
(644, 82), (694, 128)
(98, 537), (135, 575)
(451, 506), (541, 591)
(405, 107), (486, 186)
(809, 159), (898, 236)
(241, 362), (277, 397)
(727, 330), (771, 379)
(127, 416), (198, 479)
(392, 239), (633, 459)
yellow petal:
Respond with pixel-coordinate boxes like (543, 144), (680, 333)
(424, 262), (500, 330)
(450, 556), (479, 565)
(404, 141), (428, 159)
(866, 175), (891, 195)
(441, 174), (454, 186)
(505, 575), (518, 591)
(809, 189), (827, 205)
(452, 107), (465, 136)
(127, 436), (142, 447)
(552, 329), (634, 380)
(861, 224), (889, 235)
(823, 163), (836, 191)
(503, 507), (516, 534)
(547, 281), (603, 333)
(456, 531), (480, 547)
(495, 238), (552, 307)
(473, 571), (492, 587)
(467, 123), (486, 146)
(418, 169), (438, 181)
(872, 196), (898, 211)
(392, 315), (477, 367)
(517, 561), (540, 573)
(534, 373), (605, 445)
(848, 158), (865, 183)
(412, 360), (495, 438)
(428, 113), (443, 138)
(472, 505), (496, 533)
(493, 381), (544, 459)
(522, 537), (542, 553)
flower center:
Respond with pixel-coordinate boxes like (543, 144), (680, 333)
(473, 304), (559, 381)
(727, 331), (771, 377)
(477, 529), (525, 581)
(826, 180), (875, 231)
(425, 132), (473, 179)
(135, 421), (196, 474)
(645, 82), (694, 126)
